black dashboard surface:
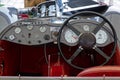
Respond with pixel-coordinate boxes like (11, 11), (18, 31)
(68, 0), (98, 8)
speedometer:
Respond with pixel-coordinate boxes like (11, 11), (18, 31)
(95, 30), (108, 44)
(64, 29), (79, 43)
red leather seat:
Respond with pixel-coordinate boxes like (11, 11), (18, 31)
(77, 66), (120, 77)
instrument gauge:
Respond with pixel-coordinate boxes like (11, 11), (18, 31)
(39, 26), (47, 33)
(9, 35), (15, 41)
(14, 27), (21, 34)
(83, 25), (90, 31)
(95, 30), (108, 44)
(27, 25), (33, 30)
(64, 29), (79, 43)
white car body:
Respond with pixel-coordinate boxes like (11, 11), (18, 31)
(0, 7), (18, 32)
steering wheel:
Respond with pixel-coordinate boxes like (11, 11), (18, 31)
(58, 11), (117, 69)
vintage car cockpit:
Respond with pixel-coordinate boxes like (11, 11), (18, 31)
(0, 0), (120, 80)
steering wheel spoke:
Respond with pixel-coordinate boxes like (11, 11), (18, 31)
(90, 54), (95, 66)
(67, 23), (81, 36)
(92, 21), (106, 34)
(94, 47), (110, 59)
(67, 47), (83, 63)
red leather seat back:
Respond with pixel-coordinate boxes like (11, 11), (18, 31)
(77, 66), (120, 77)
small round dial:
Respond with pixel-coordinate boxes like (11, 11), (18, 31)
(27, 25), (33, 30)
(95, 30), (108, 44)
(83, 25), (90, 31)
(39, 26), (47, 32)
(64, 29), (78, 43)
(14, 27), (21, 34)
(9, 35), (15, 41)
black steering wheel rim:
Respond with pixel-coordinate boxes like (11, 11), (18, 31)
(58, 11), (117, 69)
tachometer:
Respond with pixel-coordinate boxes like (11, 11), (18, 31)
(64, 29), (78, 43)
(95, 30), (108, 44)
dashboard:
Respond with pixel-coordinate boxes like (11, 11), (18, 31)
(0, 18), (61, 45)
(60, 20), (113, 47)
(0, 18), (113, 46)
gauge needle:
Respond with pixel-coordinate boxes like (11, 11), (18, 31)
(72, 35), (78, 40)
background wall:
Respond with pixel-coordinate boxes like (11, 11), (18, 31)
(24, 0), (45, 7)
(0, 0), (46, 8)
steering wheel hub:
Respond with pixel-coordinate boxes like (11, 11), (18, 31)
(79, 33), (96, 49)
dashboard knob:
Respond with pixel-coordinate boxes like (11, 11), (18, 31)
(38, 40), (41, 43)
(44, 34), (50, 40)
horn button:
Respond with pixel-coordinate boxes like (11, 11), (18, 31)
(79, 33), (96, 49)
